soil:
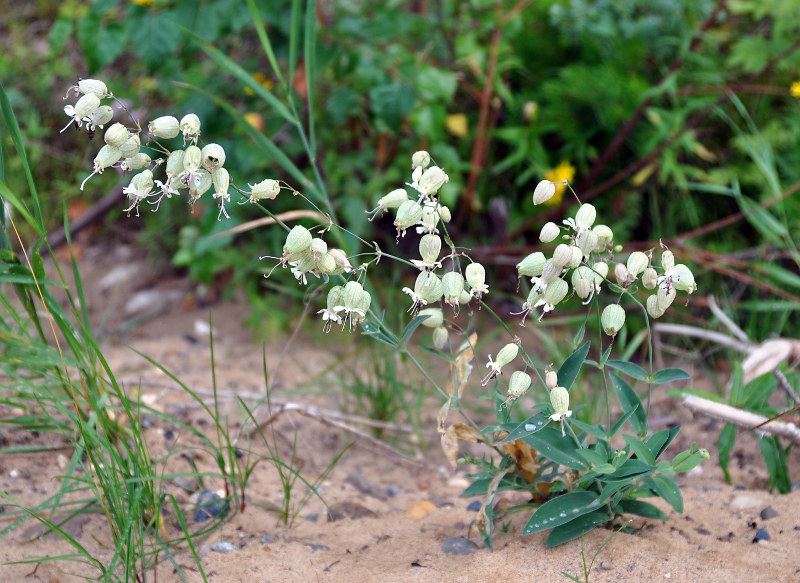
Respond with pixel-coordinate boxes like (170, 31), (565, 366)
(2, 241), (799, 583)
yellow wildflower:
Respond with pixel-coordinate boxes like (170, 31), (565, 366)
(445, 113), (468, 138)
(131, 0), (156, 5)
(543, 162), (575, 206)
(791, 81), (800, 99)
(244, 72), (275, 96)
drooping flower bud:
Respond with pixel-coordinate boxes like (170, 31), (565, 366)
(92, 144), (122, 173)
(367, 188), (408, 220)
(553, 244), (573, 269)
(418, 307), (444, 328)
(394, 200), (423, 236)
(614, 263), (629, 284)
(642, 267), (658, 289)
(416, 166), (449, 196)
(103, 123), (128, 147)
(418, 234), (441, 269)
(412, 150), (431, 170)
(121, 152), (151, 172)
(465, 263), (488, 298)
(316, 253), (337, 275)
(188, 169), (212, 200)
(592, 261), (609, 282)
(540, 258), (560, 284)
(543, 277), (568, 307)
(183, 145), (202, 172)
(549, 386), (572, 421)
(148, 116), (180, 139)
(283, 225), (313, 257)
(248, 179), (281, 202)
(201, 143), (226, 171)
(482, 342), (519, 385)
(672, 264), (696, 294)
(211, 167), (231, 218)
(415, 271), (443, 305)
(593, 225), (614, 250)
(533, 180), (556, 205)
(626, 251), (649, 278)
(545, 370), (558, 390)
(442, 271), (465, 306)
(539, 221), (560, 243)
(646, 294), (665, 319)
(166, 150), (185, 178)
(438, 204), (452, 223)
(77, 78), (109, 98)
(119, 133), (140, 158)
(601, 304), (626, 337)
(576, 229), (598, 259)
(507, 370), (532, 400)
(517, 252), (546, 278)
(87, 105), (114, 129)
(661, 249), (675, 273)
(432, 326), (448, 350)
(327, 248), (352, 274)
(575, 203), (596, 228)
(572, 266), (595, 299)
(309, 237), (328, 259)
(180, 113), (201, 143)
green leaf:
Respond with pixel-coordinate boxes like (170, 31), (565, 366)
(545, 510), (609, 547)
(575, 448), (609, 467)
(605, 360), (648, 381)
(523, 490), (599, 535)
(369, 82), (415, 131)
(521, 427), (587, 471)
(743, 373), (777, 410)
(729, 364), (745, 407)
(610, 373), (647, 435)
(397, 315), (431, 352)
(618, 499), (667, 520)
(569, 419), (608, 440)
(604, 458), (655, 482)
(557, 341), (590, 390)
(647, 475), (682, 513)
(497, 412), (550, 443)
(645, 426), (680, 459)
(650, 368), (691, 384)
(623, 434), (656, 466)
(718, 423), (736, 484)
(759, 436), (791, 494)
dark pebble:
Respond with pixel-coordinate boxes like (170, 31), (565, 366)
(467, 500), (482, 512)
(304, 513), (318, 522)
(194, 490), (228, 523)
(164, 430), (175, 440)
(441, 536), (479, 555)
(385, 486), (403, 497)
(694, 527), (711, 535)
(747, 520), (758, 529)
(329, 501), (377, 521)
(701, 485), (720, 492)
(734, 485), (747, 491)
(261, 534), (272, 544)
(305, 543), (330, 552)
(760, 506), (779, 520)
(752, 528), (770, 543)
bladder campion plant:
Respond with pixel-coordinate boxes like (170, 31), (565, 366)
(61, 78), (708, 548)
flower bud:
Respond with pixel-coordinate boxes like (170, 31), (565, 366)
(661, 249), (675, 273)
(593, 225), (613, 249)
(601, 304), (626, 336)
(553, 244), (572, 269)
(379, 188), (408, 210)
(212, 167), (229, 196)
(539, 221), (560, 243)
(309, 237), (328, 259)
(465, 263), (486, 291)
(541, 258), (560, 284)
(189, 169), (212, 199)
(78, 78), (108, 97)
(442, 271), (465, 305)
(646, 294), (666, 319)
(284, 225), (313, 256)
(74, 93), (101, 119)
(249, 179), (281, 201)
(119, 134), (140, 158)
(533, 180), (555, 205)
(316, 253), (337, 275)
(104, 122), (129, 147)
(180, 113), (201, 141)
(394, 200), (423, 234)
(417, 166), (449, 196)
(432, 326), (448, 350)
(494, 343), (519, 369)
(626, 251), (649, 278)
(183, 145), (202, 172)
(414, 271), (443, 304)
(545, 370), (558, 390)
(342, 281), (364, 308)
(507, 371), (532, 399)
(614, 263), (628, 284)
(166, 150), (185, 177)
(418, 307), (444, 328)
(592, 261), (609, 282)
(642, 267), (658, 289)
(327, 248), (352, 274)
(672, 264), (695, 294)
(412, 150), (431, 170)
(93, 144), (122, 172)
(88, 105), (114, 128)
(576, 229), (598, 259)
(121, 153), (151, 171)
(201, 143), (226, 171)
(517, 252), (546, 278)
(575, 203), (596, 228)
(419, 203), (441, 233)
(148, 115), (180, 139)
(572, 266), (595, 299)
(567, 245), (583, 269)
(549, 386), (571, 420)
(419, 234), (441, 268)
(438, 204), (452, 223)
(543, 277), (568, 306)
(326, 285), (345, 312)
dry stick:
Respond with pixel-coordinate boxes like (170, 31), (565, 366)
(707, 294), (749, 344)
(251, 402), (428, 468)
(651, 323), (751, 354)
(682, 394), (800, 444)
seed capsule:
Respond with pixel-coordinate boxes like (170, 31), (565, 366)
(601, 304), (626, 336)
(148, 115), (180, 139)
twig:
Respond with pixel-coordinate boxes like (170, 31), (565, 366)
(775, 369), (800, 405)
(682, 394), (800, 444)
(707, 295), (749, 344)
(652, 323), (751, 354)
(211, 209), (328, 239)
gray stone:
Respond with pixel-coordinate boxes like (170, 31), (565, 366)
(211, 541), (239, 553)
(441, 536), (479, 555)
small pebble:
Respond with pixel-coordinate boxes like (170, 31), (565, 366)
(752, 528), (770, 543)
(760, 506), (779, 520)
(194, 490), (228, 523)
(441, 536), (479, 555)
(305, 543), (330, 552)
(211, 541), (239, 553)
(304, 513), (318, 523)
(730, 494), (762, 511)
(261, 534), (272, 544)
(329, 501), (377, 521)
(467, 500), (482, 512)
(385, 486), (403, 497)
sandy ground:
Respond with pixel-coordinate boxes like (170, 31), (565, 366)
(1, 242), (799, 582)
